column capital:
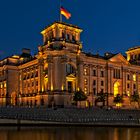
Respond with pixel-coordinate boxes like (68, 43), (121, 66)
(38, 58), (44, 65)
(46, 56), (53, 63)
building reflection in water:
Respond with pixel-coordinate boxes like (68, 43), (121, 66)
(0, 127), (140, 140)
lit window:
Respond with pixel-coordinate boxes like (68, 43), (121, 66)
(0, 83), (2, 88)
(133, 74), (136, 82)
(127, 91), (130, 96)
(114, 82), (120, 97)
(84, 87), (87, 94)
(84, 68), (87, 75)
(4, 83), (6, 88)
(84, 79), (88, 85)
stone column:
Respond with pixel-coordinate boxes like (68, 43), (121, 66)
(53, 56), (63, 90)
(110, 67), (113, 94)
(61, 56), (67, 91)
(20, 70), (23, 94)
(130, 71), (132, 95)
(89, 64), (93, 94)
(122, 68), (126, 94)
(136, 72), (139, 94)
(47, 56), (53, 91)
(97, 65), (100, 93)
(38, 58), (44, 92)
(107, 65), (111, 94)
(56, 26), (60, 38)
(105, 64), (108, 93)
(106, 64), (110, 106)
(76, 55), (83, 90)
(138, 73), (140, 94)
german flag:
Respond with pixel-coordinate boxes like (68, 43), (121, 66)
(60, 6), (71, 19)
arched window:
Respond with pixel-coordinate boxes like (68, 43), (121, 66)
(114, 82), (120, 96)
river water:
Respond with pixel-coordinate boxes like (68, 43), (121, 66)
(0, 127), (139, 140)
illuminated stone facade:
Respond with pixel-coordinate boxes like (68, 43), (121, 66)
(0, 21), (140, 108)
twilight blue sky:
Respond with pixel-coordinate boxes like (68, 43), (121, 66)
(0, 0), (140, 59)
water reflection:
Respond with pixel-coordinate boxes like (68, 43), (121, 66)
(0, 127), (139, 140)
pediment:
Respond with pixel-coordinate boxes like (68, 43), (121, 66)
(109, 53), (129, 65)
(67, 73), (76, 78)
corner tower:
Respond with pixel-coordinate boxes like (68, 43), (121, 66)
(39, 21), (83, 53)
(36, 22), (83, 107)
(126, 46), (140, 65)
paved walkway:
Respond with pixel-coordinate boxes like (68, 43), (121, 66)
(0, 106), (140, 126)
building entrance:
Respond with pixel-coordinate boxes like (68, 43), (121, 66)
(68, 81), (73, 93)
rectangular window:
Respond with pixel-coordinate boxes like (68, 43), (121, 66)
(113, 69), (121, 79)
(101, 89), (104, 93)
(72, 35), (75, 41)
(93, 69), (96, 76)
(31, 73), (34, 78)
(133, 84), (136, 89)
(93, 80), (96, 86)
(93, 88), (96, 95)
(113, 69), (115, 78)
(101, 81), (104, 86)
(27, 74), (29, 79)
(127, 74), (130, 80)
(127, 83), (130, 88)
(66, 34), (70, 40)
(35, 71), (38, 77)
(23, 75), (26, 80)
(32, 81), (34, 86)
(62, 32), (65, 38)
(28, 83), (30, 87)
(36, 81), (38, 86)
(100, 71), (104, 77)
(133, 74), (136, 81)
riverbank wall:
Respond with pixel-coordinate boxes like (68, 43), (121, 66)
(0, 107), (140, 127)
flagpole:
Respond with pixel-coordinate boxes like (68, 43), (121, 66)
(60, 0), (62, 22)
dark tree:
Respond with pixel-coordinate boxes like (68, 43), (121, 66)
(113, 94), (123, 105)
(95, 92), (107, 107)
(130, 93), (140, 108)
(73, 89), (87, 107)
